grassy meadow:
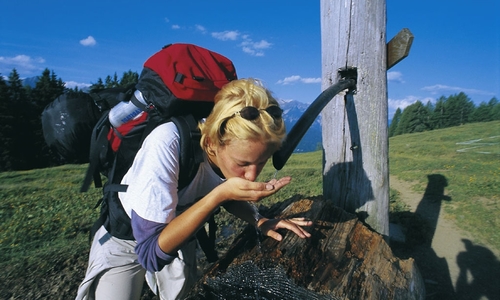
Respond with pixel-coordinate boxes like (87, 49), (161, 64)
(389, 120), (500, 251)
(0, 120), (498, 297)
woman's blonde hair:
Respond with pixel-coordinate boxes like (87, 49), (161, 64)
(199, 78), (286, 153)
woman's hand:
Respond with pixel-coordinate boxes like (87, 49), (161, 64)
(216, 176), (292, 203)
(257, 217), (312, 241)
(216, 176), (312, 242)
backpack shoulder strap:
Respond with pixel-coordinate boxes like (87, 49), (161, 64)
(170, 115), (204, 190)
(172, 114), (219, 262)
(80, 112), (111, 192)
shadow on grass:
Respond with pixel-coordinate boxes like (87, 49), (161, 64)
(455, 239), (500, 300)
(390, 174), (500, 300)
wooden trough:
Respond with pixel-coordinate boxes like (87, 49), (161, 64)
(186, 196), (425, 299)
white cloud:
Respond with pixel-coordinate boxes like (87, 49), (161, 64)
(210, 30), (272, 56)
(80, 36), (96, 47)
(64, 81), (91, 90)
(195, 25), (207, 34)
(276, 75), (321, 85)
(301, 77), (322, 84)
(241, 46), (264, 57)
(172, 24), (180, 29)
(388, 95), (435, 117)
(212, 30), (240, 41)
(0, 54), (45, 73)
(388, 95), (420, 112)
(387, 71), (404, 83)
(238, 36), (272, 57)
(252, 40), (272, 49)
(164, 17), (170, 23)
(422, 84), (495, 96)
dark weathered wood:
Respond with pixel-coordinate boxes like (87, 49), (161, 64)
(187, 196), (425, 299)
(321, 0), (389, 235)
(387, 28), (414, 70)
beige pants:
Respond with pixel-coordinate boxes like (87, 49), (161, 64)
(76, 226), (197, 300)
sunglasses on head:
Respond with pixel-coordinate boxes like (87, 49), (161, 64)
(233, 105), (283, 121)
(219, 105), (283, 136)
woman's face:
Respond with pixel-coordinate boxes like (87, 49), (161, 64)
(211, 139), (276, 181)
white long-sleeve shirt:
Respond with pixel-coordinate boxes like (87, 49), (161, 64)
(119, 122), (224, 272)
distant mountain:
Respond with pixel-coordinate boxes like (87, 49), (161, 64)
(22, 76), (38, 88)
(278, 99), (322, 153)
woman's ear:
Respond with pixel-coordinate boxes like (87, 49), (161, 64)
(205, 137), (216, 156)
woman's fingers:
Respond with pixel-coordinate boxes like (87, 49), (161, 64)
(224, 176), (292, 201)
(266, 177), (292, 189)
(282, 218), (312, 238)
(259, 217), (313, 241)
(288, 217), (313, 226)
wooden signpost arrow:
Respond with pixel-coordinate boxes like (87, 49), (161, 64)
(387, 28), (414, 70)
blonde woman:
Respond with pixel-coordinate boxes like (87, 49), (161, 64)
(76, 78), (312, 300)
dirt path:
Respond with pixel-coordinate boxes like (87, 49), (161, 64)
(389, 175), (500, 300)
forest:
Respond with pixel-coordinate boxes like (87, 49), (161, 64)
(0, 68), (138, 172)
(1, 67), (499, 172)
(389, 92), (500, 137)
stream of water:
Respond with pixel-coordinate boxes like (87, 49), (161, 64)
(247, 169), (280, 298)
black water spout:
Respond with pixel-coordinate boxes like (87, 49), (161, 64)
(273, 67), (357, 170)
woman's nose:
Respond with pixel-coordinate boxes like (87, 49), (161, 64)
(244, 166), (258, 181)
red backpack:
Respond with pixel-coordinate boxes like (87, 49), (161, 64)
(79, 43), (236, 261)
(82, 43), (237, 191)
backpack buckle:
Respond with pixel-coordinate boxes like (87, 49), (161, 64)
(174, 73), (184, 83)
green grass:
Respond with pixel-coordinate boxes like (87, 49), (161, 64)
(389, 120), (500, 249)
(0, 120), (498, 289)
(0, 165), (100, 266)
(257, 150), (324, 206)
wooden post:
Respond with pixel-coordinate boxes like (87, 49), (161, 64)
(320, 0), (389, 235)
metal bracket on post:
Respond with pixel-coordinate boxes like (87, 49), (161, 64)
(338, 67), (358, 94)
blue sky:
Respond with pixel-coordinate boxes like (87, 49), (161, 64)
(1, 0), (499, 118)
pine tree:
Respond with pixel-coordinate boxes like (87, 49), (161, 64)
(444, 92), (475, 126)
(90, 78), (105, 92)
(7, 69), (32, 170)
(388, 108), (402, 137)
(31, 69), (65, 112)
(104, 75), (113, 88)
(30, 69), (66, 168)
(469, 101), (491, 123)
(488, 97), (500, 121)
(104, 73), (120, 88)
(112, 72), (119, 87)
(424, 100), (435, 130)
(119, 70), (139, 87)
(0, 74), (14, 171)
(430, 96), (447, 129)
(91, 71), (138, 92)
(394, 101), (430, 135)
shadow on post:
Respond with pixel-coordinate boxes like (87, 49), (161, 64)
(322, 92), (376, 227)
(323, 161), (374, 221)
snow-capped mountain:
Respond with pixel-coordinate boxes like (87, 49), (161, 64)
(278, 99), (322, 153)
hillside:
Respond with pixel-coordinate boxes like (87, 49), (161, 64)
(388, 120), (499, 252)
(0, 121), (498, 299)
